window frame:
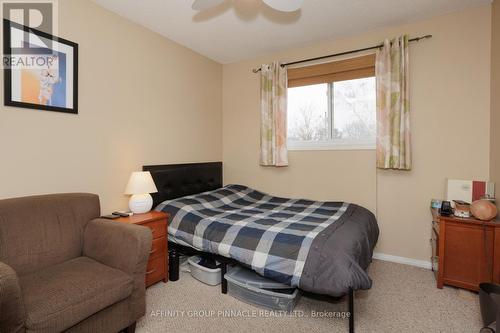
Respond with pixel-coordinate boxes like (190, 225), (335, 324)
(287, 54), (376, 151)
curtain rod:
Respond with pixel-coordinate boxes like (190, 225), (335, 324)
(252, 34), (433, 73)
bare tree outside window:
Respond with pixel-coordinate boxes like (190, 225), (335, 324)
(333, 77), (376, 142)
(287, 77), (376, 149)
(289, 101), (328, 141)
(288, 84), (328, 142)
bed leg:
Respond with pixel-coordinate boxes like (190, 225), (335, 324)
(220, 262), (227, 294)
(348, 288), (354, 333)
(169, 246), (180, 282)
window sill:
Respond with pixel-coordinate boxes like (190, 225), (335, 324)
(288, 142), (376, 151)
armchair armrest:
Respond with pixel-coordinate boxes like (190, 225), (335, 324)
(83, 218), (153, 319)
(0, 261), (26, 333)
(83, 218), (152, 276)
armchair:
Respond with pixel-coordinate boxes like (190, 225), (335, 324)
(0, 193), (152, 333)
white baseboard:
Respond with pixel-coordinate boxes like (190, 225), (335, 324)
(373, 252), (432, 270)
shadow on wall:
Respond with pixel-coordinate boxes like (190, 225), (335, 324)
(192, 0), (301, 24)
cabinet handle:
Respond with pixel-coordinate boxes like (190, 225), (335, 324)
(146, 269), (156, 275)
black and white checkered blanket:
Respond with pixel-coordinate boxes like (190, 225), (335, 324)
(157, 184), (353, 287)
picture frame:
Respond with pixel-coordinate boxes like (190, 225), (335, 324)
(3, 19), (78, 114)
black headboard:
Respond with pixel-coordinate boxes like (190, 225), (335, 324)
(143, 162), (223, 207)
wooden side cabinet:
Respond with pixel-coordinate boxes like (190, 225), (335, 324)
(431, 209), (500, 291)
(116, 211), (169, 287)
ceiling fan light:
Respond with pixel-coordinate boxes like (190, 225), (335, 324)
(262, 0), (303, 12)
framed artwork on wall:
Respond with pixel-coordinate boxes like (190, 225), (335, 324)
(3, 19), (78, 114)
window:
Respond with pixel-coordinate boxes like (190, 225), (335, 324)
(287, 55), (376, 150)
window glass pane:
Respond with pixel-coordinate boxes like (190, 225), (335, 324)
(332, 77), (376, 144)
(287, 84), (329, 142)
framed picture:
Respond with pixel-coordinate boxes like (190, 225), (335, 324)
(3, 19), (78, 114)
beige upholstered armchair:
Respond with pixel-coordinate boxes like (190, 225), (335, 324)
(0, 193), (152, 333)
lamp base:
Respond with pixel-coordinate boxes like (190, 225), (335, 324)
(129, 193), (153, 214)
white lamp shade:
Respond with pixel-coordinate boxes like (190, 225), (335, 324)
(124, 171), (158, 195)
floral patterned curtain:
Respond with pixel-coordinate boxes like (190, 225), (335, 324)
(376, 35), (412, 170)
(260, 62), (288, 167)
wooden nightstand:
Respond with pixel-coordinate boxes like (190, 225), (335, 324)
(116, 211), (169, 287)
(431, 208), (500, 291)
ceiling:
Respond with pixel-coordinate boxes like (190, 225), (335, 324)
(92, 0), (491, 64)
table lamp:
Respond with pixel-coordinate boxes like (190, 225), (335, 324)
(124, 171), (158, 214)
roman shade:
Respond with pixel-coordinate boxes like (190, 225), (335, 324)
(287, 54), (376, 88)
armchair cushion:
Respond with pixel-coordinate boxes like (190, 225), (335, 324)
(19, 257), (133, 333)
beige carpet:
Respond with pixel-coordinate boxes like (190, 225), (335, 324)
(137, 260), (482, 333)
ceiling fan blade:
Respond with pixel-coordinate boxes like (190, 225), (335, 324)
(262, 0), (303, 12)
(192, 0), (225, 11)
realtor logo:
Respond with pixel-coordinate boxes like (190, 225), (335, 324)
(2, 0), (58, 55)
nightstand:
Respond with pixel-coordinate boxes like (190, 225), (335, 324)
(116, 211), (169, 287)
(431, 208), (500, 291)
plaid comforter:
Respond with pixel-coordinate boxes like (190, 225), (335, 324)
(157, 184), (355, 287)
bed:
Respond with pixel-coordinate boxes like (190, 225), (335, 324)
(143, 162), (379, 333)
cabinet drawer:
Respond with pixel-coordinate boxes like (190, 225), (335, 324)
(146, 254), (166, 286)
(144, 219), (166, 239)
(149, 237), (166, 259)
(442, 222), (493, 290)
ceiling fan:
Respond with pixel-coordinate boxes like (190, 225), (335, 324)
(192, 0), (303, 12)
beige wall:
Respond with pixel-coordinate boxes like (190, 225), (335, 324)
(0, 1), (493, 263)
(223, 6), (492, 262)
(0, 0), (222, 213)
(492, 0), (500, 210)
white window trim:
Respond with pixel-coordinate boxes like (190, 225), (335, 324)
(288, 140), (376, 151)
